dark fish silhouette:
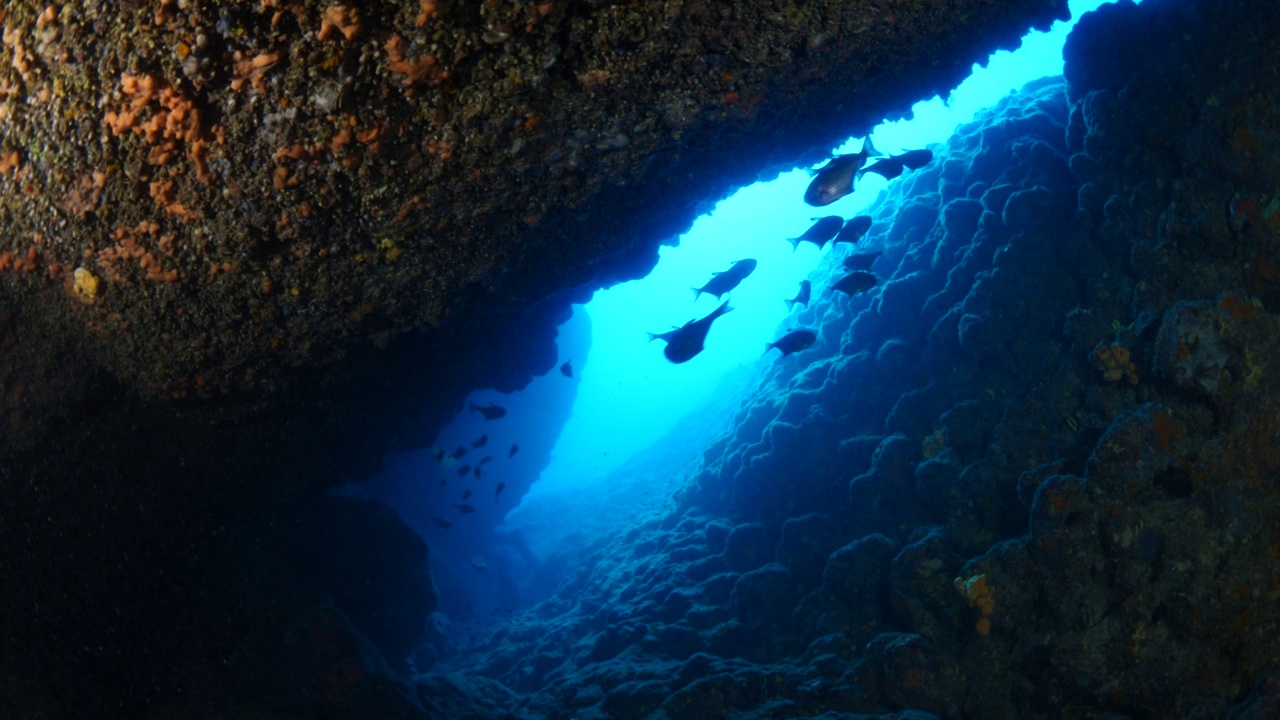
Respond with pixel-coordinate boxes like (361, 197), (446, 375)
(462, 489), (472, 501)
(804, 137), (881, 206)
(832, 271), (878, 296)
(431, 447), (445, 463)
(471, 434), (488, 448)
(450, 445), (468, 460)
(656, 299), (732, 364)
(785, 280), (811, 310)
(457, 464), (472, 476)
(439, 478), (447, 489)
(833, 216), (873, 246)
(478, 455), (492, 466)
(646, 327), (681, 343)
(455, 503), (476, 514)
(495, 482), (506, 499)
(430, 515), (453, 529)
(694, 259), (757, 300)
(787, 217), (843, 251)
(560, 360), (573, 378)
(895, 148), (933, 169)
(842, 250), (882, 272)
(766, 329), (817, 357)
(470, 401), (507, 420)
(471, 561), (487, 572)
(508, 444), (519, 458)
(858, 157), (904, 182)
(474, 466), (483, 479)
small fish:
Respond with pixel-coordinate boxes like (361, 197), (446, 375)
(654, 299), (733, 364)
(804, 137), (881, 207)
(471, 561), (487, 572)
(495, 482), (506, 499)
(455, 503), (476, 514)
(508, 444), (519, 458)
(450, 445), (468, 460)
(787, 217), (844, 251)
(430, 515), (453, 529)
(560, 360), (573, 377)
(894, 148), (933, 170)
(472, 434), (488, 448)
(474, 466), (483, 479)
(431, 447), (445, 463)
(785, 280), (811, 310)
(833, 216), (873, 246)
(766, 329), (817, 357)
(478, 455), (492, 466)
(832, 271), (878, 296)
(462, 489), (472, 501)
(857, 157), (904, 182)
(646, 326), (681, 343)
(842, 250), (882, 272)
(457, 464), (472, 476)
(693, 259), (757, 300)
(470, 401), (507, 421)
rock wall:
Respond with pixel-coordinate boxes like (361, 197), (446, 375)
(454, 0), (1280, 717)
(0, 2), (1080, 714)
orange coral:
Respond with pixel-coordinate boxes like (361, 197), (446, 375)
(60, 171), (106, 217)
(104, 74), (215, 185)
(385, 35), (449, 91)
(416, 0), (445, 25)
(231, 50), (283, 92)
(1091, 342), (1140, 385)
(426, 137), (453, 161)
(318, 5), (361, 41)
(0, 150), (19, 175)
(150, 178), (195, 220)
(2, 25), (33, 80)
(97, 223), (180, 283)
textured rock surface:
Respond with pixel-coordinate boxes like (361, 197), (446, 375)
(0, 0), (1066, 453)
(447, 1), (1280, 717)
(0, 2), (1078, 714)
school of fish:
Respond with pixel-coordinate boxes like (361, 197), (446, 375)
(646, 138), (932, 363)
(423, 138), (931, 526)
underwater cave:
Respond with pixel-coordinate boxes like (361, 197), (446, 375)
(3, 0), (1280, 718)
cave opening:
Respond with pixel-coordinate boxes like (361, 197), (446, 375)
(337, 0), (1119, 675)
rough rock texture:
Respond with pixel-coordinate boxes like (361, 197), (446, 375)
(446, 1), (1280, 718)
(0, 0), (1065, 418)
(0, 1), (1077, 715)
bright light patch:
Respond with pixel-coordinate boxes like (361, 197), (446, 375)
(533, 0), (1117, 494)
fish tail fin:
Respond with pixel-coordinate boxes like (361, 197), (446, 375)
(646, 332), (659, 342)
(784, 298), (795, 310)
(786, 237), (800, 251)
(862, 135), (881, 158)
(691, 287), (703, 301)
(715, 299), (733, 318)
(763, 343), (775, 356)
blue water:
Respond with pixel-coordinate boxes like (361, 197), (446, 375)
(343, 0), (1124, 658)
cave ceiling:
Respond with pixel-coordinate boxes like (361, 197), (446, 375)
(0, 0), (1067, 465)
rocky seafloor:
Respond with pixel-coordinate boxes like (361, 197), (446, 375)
(426, 1), (1280, 718)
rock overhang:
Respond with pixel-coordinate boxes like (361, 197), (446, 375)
(0, 0), (1067, 435)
